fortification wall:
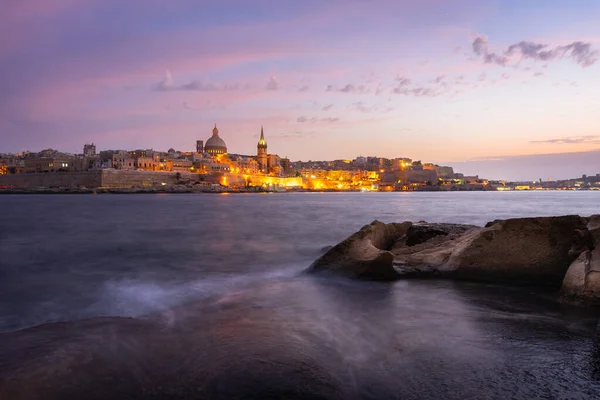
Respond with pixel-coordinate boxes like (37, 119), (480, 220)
(100, 170), (200, 188)
(0, 171), (102, 188)
(0, 170), (303, 190)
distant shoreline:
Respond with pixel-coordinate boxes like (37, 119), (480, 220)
(0, 187), (596, 195)
(0, 187), (359, 195)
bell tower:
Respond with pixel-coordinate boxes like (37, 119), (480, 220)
(257, 126), (268, 173)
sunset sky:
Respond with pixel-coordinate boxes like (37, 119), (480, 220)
(1, 0), (599, 180)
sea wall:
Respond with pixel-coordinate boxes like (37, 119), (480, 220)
(0, 171), (102, 188)
(0, 170), (205, 189)
(100, 170), (184, 188)
(0, 170), (305, 190)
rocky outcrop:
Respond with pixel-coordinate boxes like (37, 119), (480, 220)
(308, 220), (411, 280)
(449, 215), (587, 286)
(310, 215), (591, 289)
(562, 215), (600, 305)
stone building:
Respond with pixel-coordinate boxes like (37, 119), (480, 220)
(24, 157), (74, 173)
(281, 158), (291, 176)
(257, 126), (268, 172)
(205, 124), (227, 156)
(111, 151), (136, 170)
(83, 144), (96, 157)
(171, 159), (193, 172)
(267, 154), (281, 176)
(234, 157), (259, 174)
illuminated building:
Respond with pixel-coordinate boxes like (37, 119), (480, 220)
(257, 126), (268, 172)
(268, 154), (281, 176)
(205, 124), (227, 156)
(23, 157), (74, 173)
(281, 158), (291, 176)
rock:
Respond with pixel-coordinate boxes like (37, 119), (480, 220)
(390, 223), (481, 278)
(402, 223), (478, 247)
(562, 215), (600, 305)
(307, 220), (412, 280)
(0, 309), (347, 400)
(311, 215), (588, 287)
(398, 222), (479, 247)
(449, 215), (587, 287)
(320, 245), (334, 254)
(562, 251), (591, 298)
(589, 214), (600, 232)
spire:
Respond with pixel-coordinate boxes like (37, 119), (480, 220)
(212, 123), (218, 135)
(258, 126), (267, 147)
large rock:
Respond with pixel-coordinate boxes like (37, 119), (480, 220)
(392, 216), (587, 286)
(311, 215), (588, 288)
(562, 215), (600, 305)
(449, 215), (587, 287)
(308, 220), (411, 280)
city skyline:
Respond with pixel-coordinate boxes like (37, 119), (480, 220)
(1, 0), (599, 180)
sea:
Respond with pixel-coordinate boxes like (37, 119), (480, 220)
(1, 191), (600, 399)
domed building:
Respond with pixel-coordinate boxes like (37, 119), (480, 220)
(205, 124), (227, 156)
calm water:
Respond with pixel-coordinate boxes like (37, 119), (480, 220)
(1, 192), (600, 399)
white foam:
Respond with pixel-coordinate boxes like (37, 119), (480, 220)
(88, 265), (302, 318)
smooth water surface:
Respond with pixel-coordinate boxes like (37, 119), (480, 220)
(1, 192), (600, 398)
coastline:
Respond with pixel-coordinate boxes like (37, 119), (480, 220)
(1, 187), (598, 195)
(0, 186), (364, 195)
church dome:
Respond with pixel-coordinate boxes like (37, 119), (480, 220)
(205, 124), (227, 156)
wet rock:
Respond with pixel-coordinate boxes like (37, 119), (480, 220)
(307, 220), (412, 280)
(0, 312), (347, 400)
(401, 223), (479, 247)
(562, 215), (600, 305)
(391, 223), (481, 278)
(449, 215), (587, 287)
(320, 245), (334, 254)
(312, 215), (588, 288)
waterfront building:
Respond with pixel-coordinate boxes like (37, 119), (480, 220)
(435, 165), (455, 178)
(24, 157), (74, 173)
(268, 154), (281, 176)
(233, 157), (259, 175)
(171, 159), (193, 172)
(205, 124), (227, 156)
(257, 126), (268, 172)
(136, 155), (160, 171)
(111, 151), (136, 170)
(391, 158), (412, 170)
(281, 158), (291, 176)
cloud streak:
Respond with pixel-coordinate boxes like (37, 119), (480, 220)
(297, 116), (340, 123)
(154, 71), (245, 92)
(325, 84), (369, 94)
(471, 35), (598, 67)
(530, 135), (600, 144)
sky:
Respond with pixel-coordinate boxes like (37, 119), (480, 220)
(0, 0), (599, 180)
